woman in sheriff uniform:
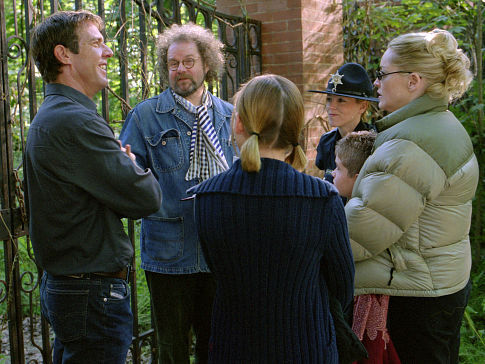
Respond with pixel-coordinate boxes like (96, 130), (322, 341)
(310, 63), (378, 185)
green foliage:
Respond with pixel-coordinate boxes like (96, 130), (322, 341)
(460, 261), (485, 363)
(129, 219), (152, 331)
(343, 0), (480, 71)
(0, 237), (41, 323)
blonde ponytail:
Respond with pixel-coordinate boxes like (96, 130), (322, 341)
(240, 133), (262, 172)
(233, 74), (305, 172)
(287, 144), (307, 172)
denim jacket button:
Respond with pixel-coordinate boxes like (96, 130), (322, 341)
(162, 141), (167, 146)
(187, 131), (191, 136)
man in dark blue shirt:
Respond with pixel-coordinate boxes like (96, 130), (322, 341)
(25, 10), (161, 363)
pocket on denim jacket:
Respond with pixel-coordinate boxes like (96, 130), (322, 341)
(44, 284), (89, 342)
(143, 217), (184, 262)
(146, 129), (183, 172)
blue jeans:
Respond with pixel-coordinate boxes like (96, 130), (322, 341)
(40, 272), (133, 364)
(387, 280), (471, 364)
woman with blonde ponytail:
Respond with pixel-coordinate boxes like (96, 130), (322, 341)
(233, 73), (307, 172)
(192, 74), (354, 363)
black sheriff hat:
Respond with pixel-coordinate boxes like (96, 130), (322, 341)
(308, 63), (378, 102)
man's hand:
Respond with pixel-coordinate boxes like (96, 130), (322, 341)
(117, 140), (137, 163)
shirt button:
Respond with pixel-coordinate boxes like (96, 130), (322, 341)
(162, 141), (167, 145)
(187, 131), (191, 136)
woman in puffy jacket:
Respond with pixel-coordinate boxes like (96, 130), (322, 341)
(345, 29), (479, 364)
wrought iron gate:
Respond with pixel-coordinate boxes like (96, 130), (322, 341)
(0, 0), (261, 362)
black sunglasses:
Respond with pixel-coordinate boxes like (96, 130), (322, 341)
(376, 69), (412, 80)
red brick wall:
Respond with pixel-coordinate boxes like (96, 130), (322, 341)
(217, 0), (343, 177)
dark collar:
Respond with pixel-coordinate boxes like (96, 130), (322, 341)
(336, 121), (374, 139)
(45, 83), (98, 112)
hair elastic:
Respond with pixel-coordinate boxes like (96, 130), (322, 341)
(251, 132), (260, 137)
(293, 143), (299, 147)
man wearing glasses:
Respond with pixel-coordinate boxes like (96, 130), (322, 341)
(120, 23), (234, 364)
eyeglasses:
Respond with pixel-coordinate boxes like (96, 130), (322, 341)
(376, 69), (411, 80)
(167, 57), (199, 71)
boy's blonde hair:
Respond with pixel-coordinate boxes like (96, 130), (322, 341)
(335, 131), (376, 176)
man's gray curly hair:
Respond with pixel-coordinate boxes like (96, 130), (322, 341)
(157, 23), (225, 84)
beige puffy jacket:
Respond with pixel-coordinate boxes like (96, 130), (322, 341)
(346, 94), (479, 297)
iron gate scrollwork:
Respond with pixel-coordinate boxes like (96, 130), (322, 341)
(0, 0), (261, 362)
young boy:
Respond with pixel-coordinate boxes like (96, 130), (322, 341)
(332, 130), (375, 199)
(332, 130), (401, 364)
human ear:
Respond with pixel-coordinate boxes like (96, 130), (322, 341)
(358, 101), (368, 115)
(53, 44), (71, 65)
(347, 172), (359, 183)
(407, 73), (422, 91)
(203, 61), (209, 76)
(234, 113), (246, 135)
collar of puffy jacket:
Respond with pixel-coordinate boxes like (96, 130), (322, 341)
(376, 94), (449, 132)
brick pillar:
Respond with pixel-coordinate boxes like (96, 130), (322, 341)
(216, 0), (343, 177)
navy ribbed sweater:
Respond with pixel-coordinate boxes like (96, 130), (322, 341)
(193, 158), (355, 363)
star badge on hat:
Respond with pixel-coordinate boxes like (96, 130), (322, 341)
(308, 63), (379, 102)
(329, 70), (344, 93)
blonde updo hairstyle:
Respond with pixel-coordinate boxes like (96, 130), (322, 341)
(233, 74), (307, 173)
(388, 29), (472, 102)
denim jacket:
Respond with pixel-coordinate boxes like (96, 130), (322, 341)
(119, 89), (234, 274)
